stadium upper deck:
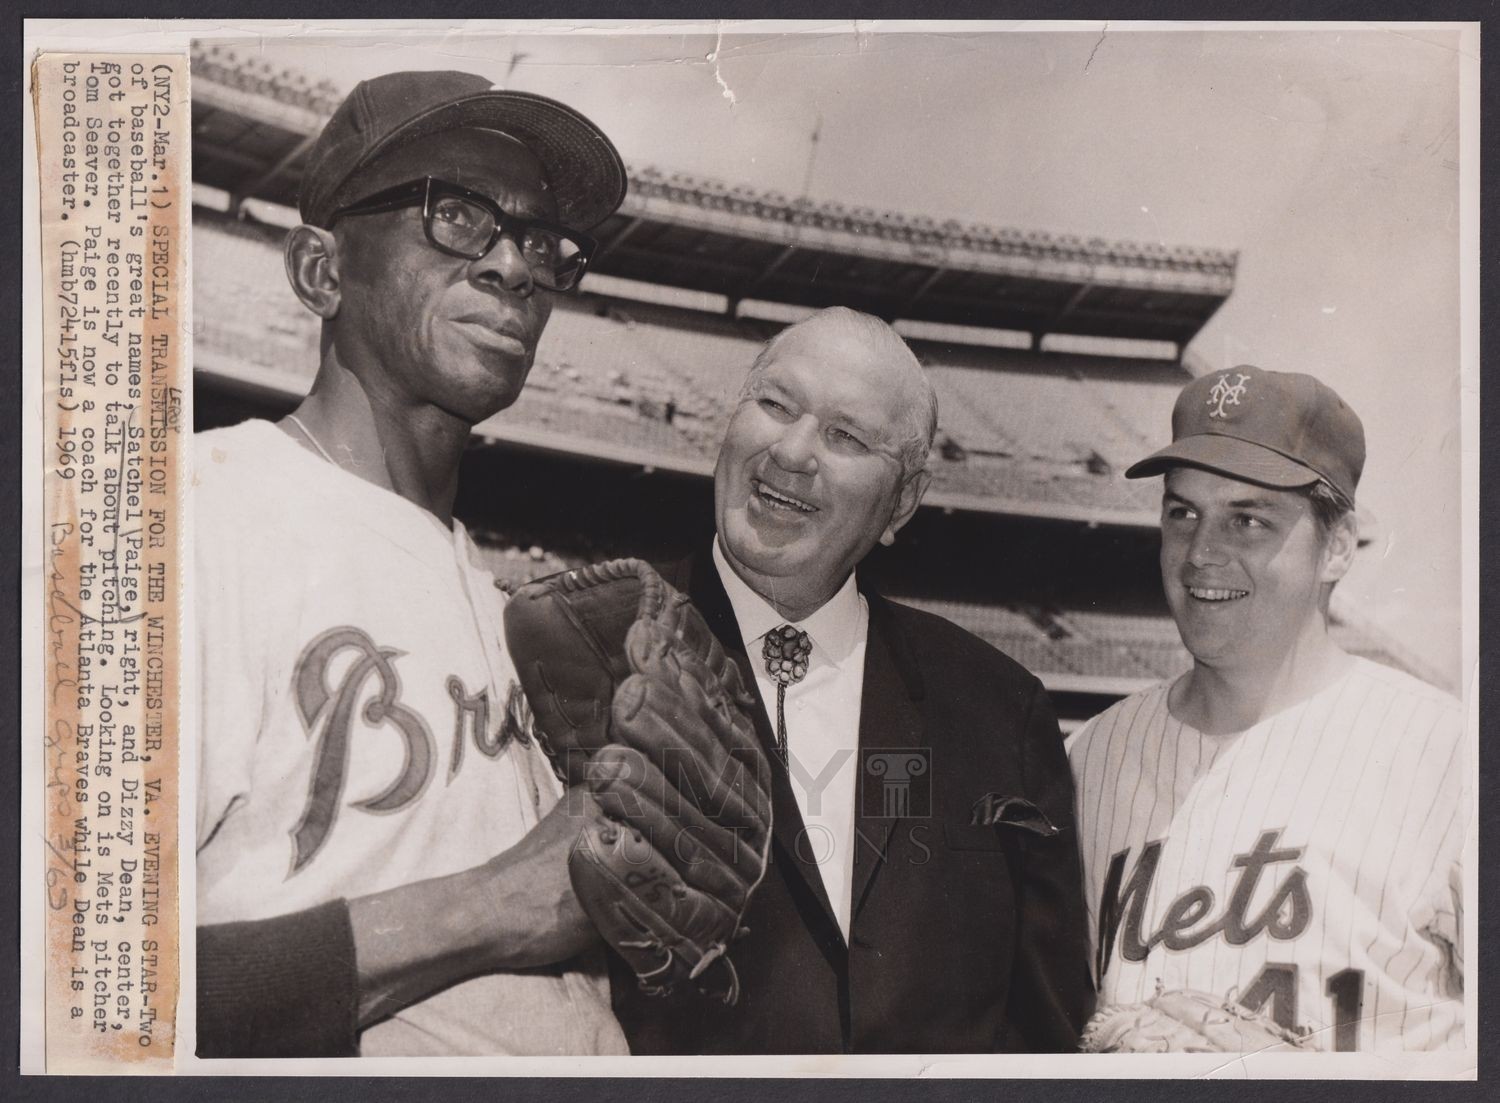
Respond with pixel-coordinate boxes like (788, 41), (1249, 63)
(190, 44), (1235, 352)
(193, 210), (1173, 524)
(187, 45), (1439, 703)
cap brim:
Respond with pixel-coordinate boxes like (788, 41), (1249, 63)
(365, 90), (627, 232)
(1124, 434), (1324, 488)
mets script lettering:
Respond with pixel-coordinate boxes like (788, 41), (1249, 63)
(1096, 828), (1311, 978)
(288, 626), (529, 874)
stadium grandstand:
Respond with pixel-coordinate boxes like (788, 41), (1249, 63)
(189, 44), (1440, 727)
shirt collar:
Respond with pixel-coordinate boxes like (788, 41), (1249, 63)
(711, 537), (866, 669)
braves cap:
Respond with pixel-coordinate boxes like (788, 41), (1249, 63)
(1125, 365), (1365, 502)
(298, 70), (627, 232)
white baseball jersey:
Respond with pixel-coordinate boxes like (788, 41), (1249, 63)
(195, 419), (627, 1056)
(1068, 657), (1466, 1052)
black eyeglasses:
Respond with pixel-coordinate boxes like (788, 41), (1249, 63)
(328, 177), (597, 292)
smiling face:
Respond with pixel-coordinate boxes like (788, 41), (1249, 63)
(713, 323), (929, 619)
(326, 127), (558, 425)
(1159, 466), (1353, 672)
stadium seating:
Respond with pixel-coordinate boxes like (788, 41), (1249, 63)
(192, 212), (320, 389)
(185, 50), (1442, 720)
(190, 213), (1418, 695)
(191, 215), (1185, 521)
(468, 540), (575, 592)
(888, 596), (1178, 687)
(1062, 608), (1186, 643)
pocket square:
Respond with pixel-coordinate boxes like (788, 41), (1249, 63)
(970, 793), (1064, 836)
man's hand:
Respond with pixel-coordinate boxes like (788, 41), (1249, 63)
(471, 787), (603, 969)
(347, 788), (605, 1028)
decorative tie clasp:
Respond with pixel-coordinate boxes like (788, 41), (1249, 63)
(762, 625), (811, 766)
(763, 624), (812, 685)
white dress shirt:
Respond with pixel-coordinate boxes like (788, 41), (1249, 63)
(712, 539), (868, 939)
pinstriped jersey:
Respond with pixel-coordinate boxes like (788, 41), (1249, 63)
(1067, 657), (1466, 1052)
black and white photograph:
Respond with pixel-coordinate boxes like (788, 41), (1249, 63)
(22, 19), (1479, 1078)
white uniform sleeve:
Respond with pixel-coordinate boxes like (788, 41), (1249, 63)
(1408, 708), (1466, 998)
(194, 438), (269, 852)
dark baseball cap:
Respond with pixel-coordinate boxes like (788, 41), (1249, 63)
(1125, 365), (1365, 502)
(298, 70), (627, 232)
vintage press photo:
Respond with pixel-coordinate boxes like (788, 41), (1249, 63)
(25, 48), (189, 1073)
(22, 21), (1479, 1077)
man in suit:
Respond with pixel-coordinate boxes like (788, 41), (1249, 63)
(614, 307), (1094, 1053)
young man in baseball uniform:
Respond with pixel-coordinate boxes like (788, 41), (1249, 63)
(194, 71), (632, 1057)
(1068, 366), (1467, 1052)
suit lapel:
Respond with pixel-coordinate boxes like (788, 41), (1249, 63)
(849, 589), (928, 924)
(683, 551), (843, 936)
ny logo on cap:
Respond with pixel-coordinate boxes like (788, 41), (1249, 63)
(1206, 372), (1251, 419)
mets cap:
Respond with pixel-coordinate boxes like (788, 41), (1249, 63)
(1125, 365), (1365, 502)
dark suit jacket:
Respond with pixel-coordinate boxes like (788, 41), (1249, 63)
(611, 550), (1094, 1054)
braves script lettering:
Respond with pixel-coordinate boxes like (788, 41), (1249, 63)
(288, 627), (531, 874)
(447, 677), (534, 778)
(1096, 829), (1311, 977)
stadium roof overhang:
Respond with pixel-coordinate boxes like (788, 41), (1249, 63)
(597, 172), (1235, 348)
(192, 68), (1236, 351)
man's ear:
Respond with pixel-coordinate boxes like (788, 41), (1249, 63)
(284, 225), (341, 319)
(1319, 511), (1359, 584)
(880, 468), (932, 547)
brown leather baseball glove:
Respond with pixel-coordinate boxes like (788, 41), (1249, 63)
(503, 558), (773, 1004)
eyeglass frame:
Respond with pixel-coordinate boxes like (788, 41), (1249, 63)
(325, 176), (599, 291)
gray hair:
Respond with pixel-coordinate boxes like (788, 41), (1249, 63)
(740, 307), (939, 481)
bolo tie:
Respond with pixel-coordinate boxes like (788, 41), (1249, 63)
(762, 624), (813, 766)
